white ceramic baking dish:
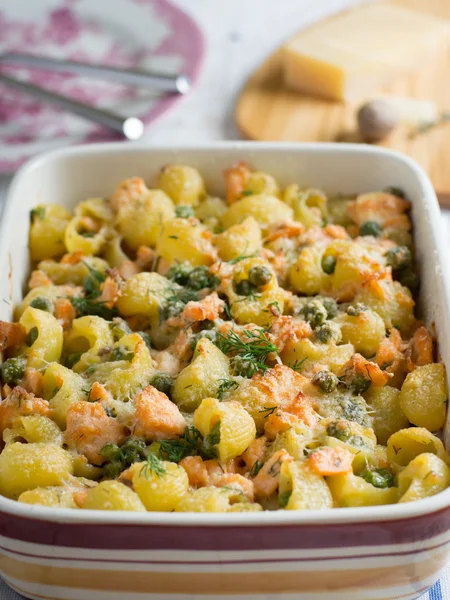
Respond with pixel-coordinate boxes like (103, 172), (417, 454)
(0, 142), (449, 600)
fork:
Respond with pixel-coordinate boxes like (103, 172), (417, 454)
(0, 53), (191, 94)
(0, 53), (191, 139)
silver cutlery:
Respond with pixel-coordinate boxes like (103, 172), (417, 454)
(0, 53), (191, 95)
(0, 73), (144, 140)
(0, 53), (192, 138)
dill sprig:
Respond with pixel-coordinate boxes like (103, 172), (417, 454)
(140, 452), (167, 479)
(217, 378), (239, 400)
(161, 285), (199, 321)
(201, 421), (221, 459)
(158, 426), (202, 463)
(216, 328), (278, 374)
(70, 262), (118, 319)
(100, 437), (147, 479)
(82, 262), (107, 298)
(227, 243), (257, 265)
(288, 357), (308, 372)
(157, 424), (221, 462)
(259, 405), (277, 417)
(71, 297), (117, 320)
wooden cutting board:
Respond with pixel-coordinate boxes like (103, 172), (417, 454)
(236, 0), (450, 198)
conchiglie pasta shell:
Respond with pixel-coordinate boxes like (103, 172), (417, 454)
(20, 306), (63, 369)
(398, 453), (450, 503)
(130, 461), (189, 511)
(222, 195), (293, 232)
(116, 190), (175, 250)
(64, 217), (107, 255)
(43, 363), (88, 428)
(19, 486), (78, 508)
(29, 204), (71, 261)
(279, 460), (333, 510)
(387, 427), (449, 468)
(193, 398), (256, 463)
(0, 443), (73, 499)
(82, 480), (146, 511)
(176, 486), (231, 512)
(327, 471), (398, 507)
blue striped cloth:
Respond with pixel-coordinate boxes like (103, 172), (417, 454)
(0, 575), (447, 599)
(429, 577), (446, 600)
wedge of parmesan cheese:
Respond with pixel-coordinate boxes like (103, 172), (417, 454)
(283, 4), (450, 101)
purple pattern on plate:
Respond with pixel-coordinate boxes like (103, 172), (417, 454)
(0, 0), (205, 172)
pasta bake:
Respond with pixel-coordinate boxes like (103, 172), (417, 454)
(0, 162), (447, 512)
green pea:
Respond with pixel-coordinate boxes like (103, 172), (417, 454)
(312, 370), (338, 393)
(119, 437), (147, 464)
(150, 373), (174, 396)
(109, 318), (132, 341)
(235, 279), (255, 296)
(0, 357), (27, 385)
(346, 303), (367, 317)
(315, 321), (342, 344)
(100, 443), (121, 463)
(30, 296), (54, 313)
(321, 255), (337, 275)
(326, 420), (352, 441)
(322, 297), (338, 319)
(230, 355), (257, 378)
(300, 299), (327, 328)
(248, 265), (272, 287)
(110, 346), (134, 362)
(348, 375), (371, 395)
(192, 329), (218, 349)
(359, 221), (382, 237)
(187, 266), (214, 291)
(175, 205), (195, 219)
(385, 246), (411, 272)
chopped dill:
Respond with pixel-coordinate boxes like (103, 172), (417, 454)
(216, 328), (278, 376)
(140, 453), (167, 479)
(217, 378), (239, 400)
(288, 357), (308, 372)
(249, 460), (263, 477)
(70, 263), (117, 319)
(201, 421), (221, 459)
(158, 426), (202, 463)
(82, 262), (107, 298)
(227, 244), (257, 265)
(259, 406), (277, 417)
(71, 297), (117, 320)
(26, 326), (39, 347)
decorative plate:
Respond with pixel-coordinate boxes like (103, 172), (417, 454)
(0, 0), (205, 172)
